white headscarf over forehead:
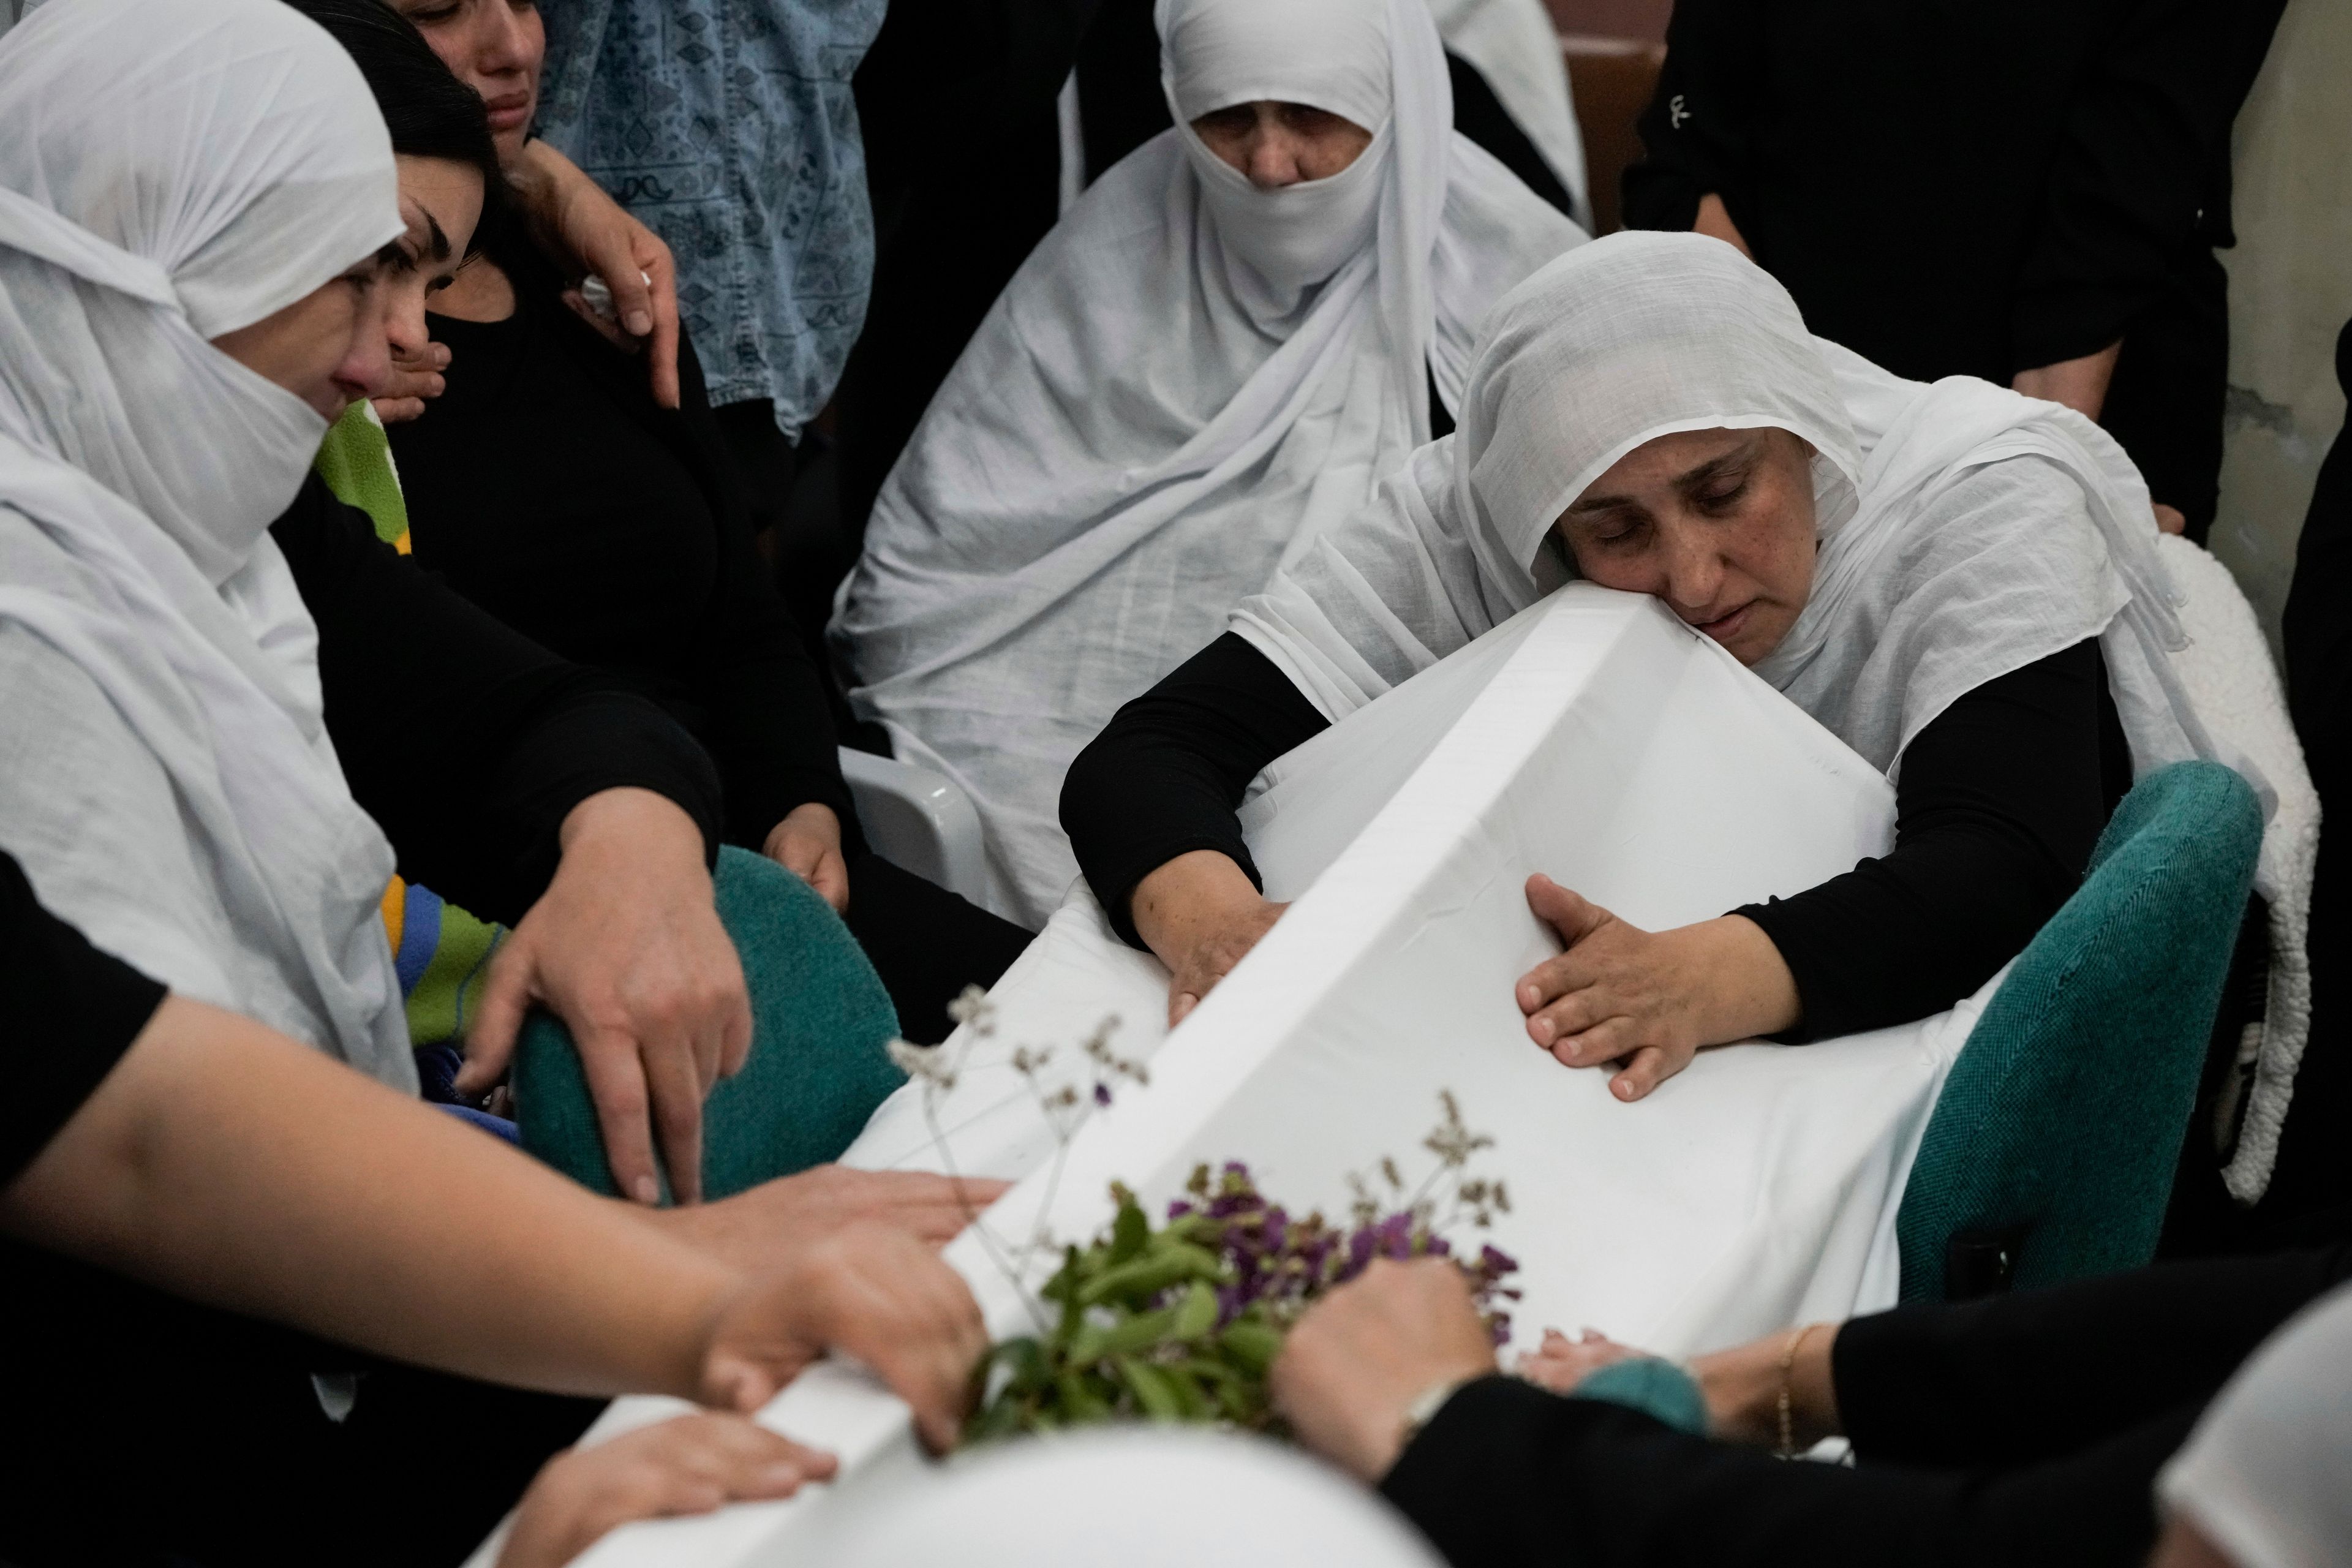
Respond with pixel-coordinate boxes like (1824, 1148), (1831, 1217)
(1236, 230), (2221, 790)
(0, 0), (414, 1084)
(838, 0), (1586, 924)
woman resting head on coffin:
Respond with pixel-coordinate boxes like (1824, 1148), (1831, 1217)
(1061, 231), (2223, 1096)
(834, 0), (1586, 928)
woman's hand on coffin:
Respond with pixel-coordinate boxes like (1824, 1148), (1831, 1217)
(497, 1412), (832, 1568)
(1270, 1257), (1499, 1483)
(652, 1165), (1012, 1267)
(1517, 1327), (1643, 1394)
(511, 138), (682, 409)
(459, 787), (753, 1207)
(371, 337), (450, 424)
(695, 1221), (989, 1453)
(1516, 875), (1800, 1101)
(764, 802), (850, 913)
(1130, 850), (1287, 1026)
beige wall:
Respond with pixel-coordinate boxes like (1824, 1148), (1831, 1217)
(2211, 0), (2352, 651)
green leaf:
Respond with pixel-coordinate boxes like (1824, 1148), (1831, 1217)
(1218, 1317), (1286, 1376)
(1055, 1370), (1114, 1423)
(1067, 1303), (1180, 1365)
(1115, 1356), (1186, 1421)
(1170, 1280), (1219, 1341)
(1108, 1195), (1150, 1265)
(1076, 1242), (1226, 1308)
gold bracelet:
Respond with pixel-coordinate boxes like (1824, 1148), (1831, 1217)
(1776, 1322), (1820, 1458)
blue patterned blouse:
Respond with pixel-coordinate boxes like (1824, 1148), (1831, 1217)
(537, 0), (886, 441)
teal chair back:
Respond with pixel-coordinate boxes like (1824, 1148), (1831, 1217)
(1896, 761), (2262, 1302)
(514, 846), (908, 1201)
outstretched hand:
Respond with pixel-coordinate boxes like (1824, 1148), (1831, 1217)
(499, 1412), (831, 1568)
(1517, 1327), (1643, 1394)
(459, 788), (750, 1206)
(1515, 874), (1799, 1101)
(695, 1221), (989, 1453)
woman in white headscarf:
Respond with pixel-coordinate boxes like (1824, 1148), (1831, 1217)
(0, 0), (767, 1210)
(1064, 231), (2223, 1093)
(833, 0), (1586, 927)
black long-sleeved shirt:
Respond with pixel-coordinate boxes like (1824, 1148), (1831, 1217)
(270, 474), (722, 928)
(1061, 632), (2124, 1040)
(386, 233), (851, 853)
(1381, 1243), (2352, 1568)
(0, 851), (164, 1185)
(1622, 0), (2279, 388)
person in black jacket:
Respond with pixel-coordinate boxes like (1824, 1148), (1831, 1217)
(1267, 1248), (2352, 1568)
(1621, 0), (2286, 542)
(326, 0), (1033, 1041)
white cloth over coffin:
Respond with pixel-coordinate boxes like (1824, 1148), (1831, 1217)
(834, 0), (1586, 925)
(522, 586), (1992, 1568)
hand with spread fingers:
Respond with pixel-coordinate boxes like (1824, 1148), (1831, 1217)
(458, 788), (752, 1208)
(498, 1412), (832, 1568)
(695, 1222), (991, 1454)
(1515, 873), (1800, 1101)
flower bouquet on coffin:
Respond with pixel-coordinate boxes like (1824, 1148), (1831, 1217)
(886, 989), (1522, 1442)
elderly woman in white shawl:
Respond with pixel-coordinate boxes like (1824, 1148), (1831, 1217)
(832, 0), (1586, 927)
(1064, 232), (2222, 1096)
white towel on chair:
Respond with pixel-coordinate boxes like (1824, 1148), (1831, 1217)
(2159, 533), (2321, 1204)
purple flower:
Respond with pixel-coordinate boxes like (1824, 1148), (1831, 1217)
(1093, 1082), (1112, 1107)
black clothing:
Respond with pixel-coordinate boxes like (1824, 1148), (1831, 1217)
(1062, 633), (2120, 1038)
(1734, 640), (2126, 1042)
(0, 856), (594, 1568)
(2272, 320), (2352, 1218)
(1383, 1243), (2352, 1568)
(390, 261), (852, 851)
(271, 473), (722, 926)
(0, 1241), (599, 1568)
(0, 851), (163, 1184)
(1622, 0), (2284, 520)
(385, 240), (1035, 1024)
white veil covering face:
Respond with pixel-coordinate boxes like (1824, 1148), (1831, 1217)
(835, 0), (1586, 925)
(0, 0), (415, 1084)
(1235, 230), (2222, 786)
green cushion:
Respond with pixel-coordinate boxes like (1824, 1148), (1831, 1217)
(1896, 761), (2263, 1301)
(513, 846), (907, 1201)
(1570, 1356), (1709, 1435)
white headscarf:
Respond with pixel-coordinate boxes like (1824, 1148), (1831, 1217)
(835, 0), (1586, 925)
(1234, 231), (2218, 785)
(0, 0), (413, 1083)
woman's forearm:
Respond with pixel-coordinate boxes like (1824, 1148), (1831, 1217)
(0, 994), (736, 1400)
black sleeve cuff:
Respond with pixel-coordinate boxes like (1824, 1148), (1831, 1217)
(2, 856), (167, 1183)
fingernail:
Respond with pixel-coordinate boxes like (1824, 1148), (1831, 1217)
(758, 1463), (801, 1490)
(1530, 1017), (1553, 1044)
(625, 310), (652, 335)
(632, 1175), (660, 1205)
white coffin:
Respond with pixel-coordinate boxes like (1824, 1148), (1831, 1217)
(481, 586), (1986, 1567)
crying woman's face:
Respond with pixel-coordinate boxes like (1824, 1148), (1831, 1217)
(1550, 426), (1818, 666)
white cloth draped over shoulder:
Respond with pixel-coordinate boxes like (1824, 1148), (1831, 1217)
(0, 0), (414, 1085)
(1234, 230), (2227, 794)
(834, 0), (1587, 925)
